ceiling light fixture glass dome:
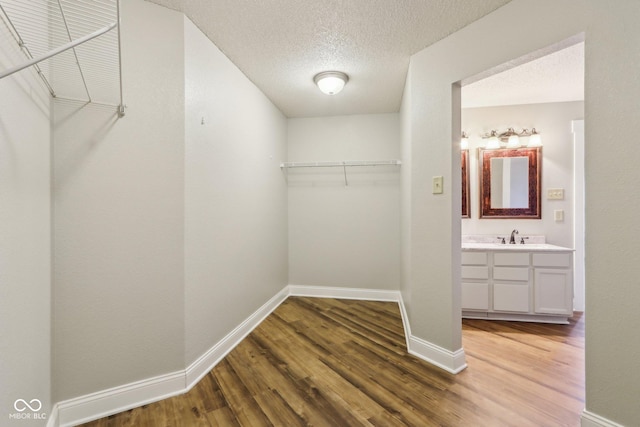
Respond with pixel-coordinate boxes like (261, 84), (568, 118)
(313, 71), (349, 95)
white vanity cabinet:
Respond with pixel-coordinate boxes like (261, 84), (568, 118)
(461, 245), (573, 324)
(532, 253), (573, 316)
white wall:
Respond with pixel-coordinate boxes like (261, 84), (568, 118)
(462, 101), (584, 248)
(404, 0), (640, 425)
(53, 0), (186, 401)
(0, 21), (52, 426)
(51, 0), (289, 409)
(288, 114), (400, 290)
(184, 18), (288, 365)
(585, 1), (640, 425)
(402, 0), (587, 359)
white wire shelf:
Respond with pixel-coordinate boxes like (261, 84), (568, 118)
(280, 160), (402, 168)
(280, 160), (401, 186)
(0, 0), (124, 116)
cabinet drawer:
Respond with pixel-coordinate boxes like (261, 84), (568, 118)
(461, 251), (488, 265)
(494, 267), (529, 282)
(462, 266), (489, 280)
(494, 283), (529, 312)
(462, 282), (489, 310)
(494, 252), (529, 266)
(532, 253), (571, 268)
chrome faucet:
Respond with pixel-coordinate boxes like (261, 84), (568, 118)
(509, 229), (519, 244)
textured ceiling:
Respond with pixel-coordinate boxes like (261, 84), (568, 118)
(145, 0), (512, 117)
(462, 42), (584, 108)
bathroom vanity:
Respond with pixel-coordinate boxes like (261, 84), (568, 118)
(461, 240), (574, 324)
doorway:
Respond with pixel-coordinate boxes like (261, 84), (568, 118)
(459, 40), (585, 316)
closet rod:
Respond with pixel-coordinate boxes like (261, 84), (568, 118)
(0, 21), (116, 80)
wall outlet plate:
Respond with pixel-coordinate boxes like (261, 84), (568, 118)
(547, 188), (564, 200)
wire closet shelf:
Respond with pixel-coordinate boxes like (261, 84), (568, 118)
(280, 160), (402, 186)
(0, 0), (124, 116)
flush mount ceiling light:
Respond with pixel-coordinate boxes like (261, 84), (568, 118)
(313, 71), (349, 95)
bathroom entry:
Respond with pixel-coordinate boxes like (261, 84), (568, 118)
(459, 39), (585, 318)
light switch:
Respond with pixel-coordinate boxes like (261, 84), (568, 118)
(432, 176), (443, 194)
(554, 209), (564, 222)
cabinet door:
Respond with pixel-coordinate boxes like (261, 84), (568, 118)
(462, 282), (489, 310)
(534, 268), (573, 315)
(493, 283), (530, 312)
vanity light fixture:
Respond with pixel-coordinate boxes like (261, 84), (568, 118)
(481, 127), (542, 149)
(313, 71), (349, 95)
(460, 131), (469, 150)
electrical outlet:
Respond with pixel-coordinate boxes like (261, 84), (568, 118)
(547, 188), (564, 200)
(433, 176), (443, 194)
(554, 209), (564, 222)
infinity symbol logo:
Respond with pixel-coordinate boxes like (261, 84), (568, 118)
(14, 399), (42, 412)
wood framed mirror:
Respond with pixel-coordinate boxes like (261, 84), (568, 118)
(479, 147), (541, 219)
(461, 150), (470, 218)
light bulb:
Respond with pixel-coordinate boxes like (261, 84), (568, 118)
(528, 129), (542, 147)
(507, 134), (520, 148)
(460, 132), (469, 150)
(486, 131), (500, 149)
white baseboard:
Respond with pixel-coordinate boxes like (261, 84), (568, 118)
(46, 404), (59, 427)
(288, 284), (401, 301)
(582, 410), (625, 427)
(185, 286), (290, 389)
(407, 335), (467, 374)
(55, 371), (185, 427)
(52, 284), (467, 426)
(396, 290), (467, 374)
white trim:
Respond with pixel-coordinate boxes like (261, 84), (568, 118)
(397, 292), (413, 351)
(407, 335), (467, 374)
(288, 284), (400, 301)
(46, 404), (59, 427)
(55, 371), (185, 427)
(462, 311), (570, 324)
(581, 410), (625, 427)
(572, 119), (585, 312)
(185, 286), (289, 388)
(50, 284), (467, 426)
(397, 290), (467, 374)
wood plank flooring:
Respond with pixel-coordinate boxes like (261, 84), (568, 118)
(81, 297), (584, 426)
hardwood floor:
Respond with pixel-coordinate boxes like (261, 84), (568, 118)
(81, 297), (584, 426)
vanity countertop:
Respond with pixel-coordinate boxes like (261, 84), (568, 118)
(462, 242), (573, 252)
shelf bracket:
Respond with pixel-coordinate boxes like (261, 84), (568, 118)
(343, 162), (348, 187)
